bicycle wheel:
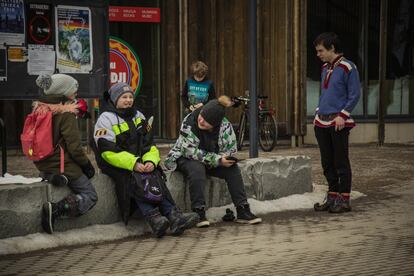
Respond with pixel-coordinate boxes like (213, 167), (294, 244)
(258, 113), (277, 152)
(237, 113), (247, 150)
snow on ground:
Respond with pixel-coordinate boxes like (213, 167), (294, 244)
(0, 173), (42, 185)
(0, 184), (365, 256)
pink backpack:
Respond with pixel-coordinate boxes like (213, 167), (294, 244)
(21, 111), (54, 161)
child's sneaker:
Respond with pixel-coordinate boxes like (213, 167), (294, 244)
(236, 204), (262, 224)
(194, 207), (210, 228)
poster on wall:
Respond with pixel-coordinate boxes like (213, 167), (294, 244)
(28, 44), (55, 75)
(55, 5), (93, 73)
(27, 3), (52, 45)
(0, 46), (6, 81)
(0, 0), (25, 45)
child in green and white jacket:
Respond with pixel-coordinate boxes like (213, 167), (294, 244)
(165, 96), (262, 227)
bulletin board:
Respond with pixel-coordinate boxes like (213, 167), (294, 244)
(0, 0), (109, 99)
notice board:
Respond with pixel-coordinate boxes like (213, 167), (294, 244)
(0, 0), (109, 99)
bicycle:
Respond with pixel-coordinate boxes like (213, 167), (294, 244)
(232, 95), (278, 152)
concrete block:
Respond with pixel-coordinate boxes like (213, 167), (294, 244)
(51, 172), (121, 232)
(0, 183), (48, 239)
(1, 155), (311, 238)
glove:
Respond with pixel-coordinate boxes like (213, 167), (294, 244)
(81, 161), (95, 179)
(76, 98), (90, 119)
(222, 208), (235, 222)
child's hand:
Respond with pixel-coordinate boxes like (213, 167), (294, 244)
(144, 162), (155, 173)
(134, 162), (146, 173)
(194, 103), (203, 109)
(220, 156), (236, 167)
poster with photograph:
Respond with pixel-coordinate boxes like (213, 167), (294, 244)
(55, 5), (93, 73)
(0, 0), (25, 45)
(27, 3), (52, 45)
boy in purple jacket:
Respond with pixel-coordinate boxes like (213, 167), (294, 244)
(312, 32), (361, 213)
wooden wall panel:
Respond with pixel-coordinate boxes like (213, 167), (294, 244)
(165, 0), (291, 139)
(161, 0), (181, 138)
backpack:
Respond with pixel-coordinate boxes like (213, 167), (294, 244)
(21, 111), (54, 161)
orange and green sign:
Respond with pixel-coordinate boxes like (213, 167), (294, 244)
(109, 36), (142, 95)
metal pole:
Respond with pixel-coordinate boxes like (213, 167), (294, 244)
(249, 0), (258, 158)
(378, 0), (387, 146)
(0, 118), (7, 177)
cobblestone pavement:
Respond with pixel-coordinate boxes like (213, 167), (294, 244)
(1, 145), (414, 275)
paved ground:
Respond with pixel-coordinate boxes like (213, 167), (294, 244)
(1, 144), (414, 275)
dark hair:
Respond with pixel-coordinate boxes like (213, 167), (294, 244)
(313, 32), (342, 53)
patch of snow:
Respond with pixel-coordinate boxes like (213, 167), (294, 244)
(0, 173), (42, 185)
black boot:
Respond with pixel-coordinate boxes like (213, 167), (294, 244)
(167, 207), (199, 236)
(329, 194), (352, 213)
(41, 194), (79, 234)
(145, 208), (170, 238)
(236, 204), (262, 224)
(193, 207), (210, 228)
(314, 192), (337, 211)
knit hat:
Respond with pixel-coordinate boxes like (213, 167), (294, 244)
(108, 82), (134, 105)
(36, 74), (79, 97)
(200, 96), (232, 127)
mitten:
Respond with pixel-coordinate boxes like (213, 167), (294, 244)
(82, 160), (95, 179)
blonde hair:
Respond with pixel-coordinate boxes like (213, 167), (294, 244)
(190, 61), (208, 78)
(217, 95), (233, 108)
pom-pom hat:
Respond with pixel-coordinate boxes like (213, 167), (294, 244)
(36, 74), (79, 97)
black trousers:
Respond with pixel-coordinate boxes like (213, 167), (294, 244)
(314, 126), (352, 193)
(176, 157), (248, 210)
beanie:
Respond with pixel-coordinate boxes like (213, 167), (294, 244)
(200, 96), (232, 127)
(108, 82), (134, 105)
(36, 74), (79, 97)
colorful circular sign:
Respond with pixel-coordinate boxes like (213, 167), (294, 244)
(109, 36), (142, 95)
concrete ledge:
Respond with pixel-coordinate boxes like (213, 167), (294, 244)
(167, 156), (312, 211)
(0, 156), (311, 239)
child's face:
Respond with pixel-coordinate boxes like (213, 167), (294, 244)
(197, 114), (213, 130)
(116, 93), (134, 109)
(194, 73), (206, 82)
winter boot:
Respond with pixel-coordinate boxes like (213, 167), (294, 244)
(193, 207), (210, 228)
(167, 207), (199, 236)
(329, 193), (352, 213)
(145, 208), (170, 238)
(41, 194), (79, 234)
(236, 204), (262, 224)
(314, 192), (338, 211)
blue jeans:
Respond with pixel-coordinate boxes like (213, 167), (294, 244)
(135, 198), (174, 217)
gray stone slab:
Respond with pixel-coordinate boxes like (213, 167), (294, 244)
(0, 183), (48, 239)
(0, 156), (311, 238)
(51, 172), (121, 232)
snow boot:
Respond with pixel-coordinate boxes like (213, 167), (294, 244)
(41, 194), (80, 234)
(236, 204), (262, 224)
(314, 192), (338, 211)
(145, 208), (170, 238)
(329, 193), (352, 213)
(193, 207), (210, 228)
(167, 207), (199, 236)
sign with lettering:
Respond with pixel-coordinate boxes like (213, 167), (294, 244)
(109, 36), (142, 95)
(109, 6), (160, 23)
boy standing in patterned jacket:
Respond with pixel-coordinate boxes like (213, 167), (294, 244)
(165, 96), (262, 227)
(312, 32), (361, 213)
